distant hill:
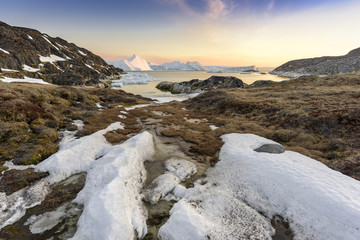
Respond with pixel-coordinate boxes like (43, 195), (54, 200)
(0, 21), (123, 86)
(271, 47), (360, 78)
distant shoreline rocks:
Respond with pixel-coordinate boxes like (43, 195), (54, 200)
(270, 47), (360, 78)
(156, 76), (244, 94)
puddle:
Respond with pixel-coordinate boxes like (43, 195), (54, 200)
(271, 215), (294, 240)
(142, 132), (211, 239)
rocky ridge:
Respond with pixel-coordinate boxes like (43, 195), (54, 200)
(156, 76), (244, 94)
(0, 21), (123, 86)
(271, 47), (360, 78)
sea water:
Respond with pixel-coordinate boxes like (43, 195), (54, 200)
(118, 70), (288, 99)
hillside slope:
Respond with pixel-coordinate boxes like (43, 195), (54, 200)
(0, 21), (123, 86)
(271, 47), (360, 78)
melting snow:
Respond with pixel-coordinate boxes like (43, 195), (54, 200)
(27, 35), (33, 40)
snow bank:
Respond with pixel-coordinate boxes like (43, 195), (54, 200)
(71, 131), (155, 240)
(111, 72), (156, 86)
(160, 133), (360, 240)
(36, 122), (124, 184)
(0, 76), (50, 85)
(37, 122), (156, 239)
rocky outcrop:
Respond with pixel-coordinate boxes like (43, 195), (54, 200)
(0, 21), (123, 85)
(156, 76), (244, 94)
(250, 80), (276, 87)
(271, 47), (360, 78)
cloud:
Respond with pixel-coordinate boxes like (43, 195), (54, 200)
(205, 0), (232, 20)
(158, 0), (233, 21)
(267, 0), (275, 11)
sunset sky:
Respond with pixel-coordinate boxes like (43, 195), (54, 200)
(1, 0), (359, 66)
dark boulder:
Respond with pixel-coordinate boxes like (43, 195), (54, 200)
(156, 76), (244, 94)
(254, 144), (285, 154)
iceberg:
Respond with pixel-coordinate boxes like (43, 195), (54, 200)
(107, 54), (152, 71)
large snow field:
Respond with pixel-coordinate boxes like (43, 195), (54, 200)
(159, 133), (360, 240)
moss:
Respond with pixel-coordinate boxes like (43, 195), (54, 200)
(24, 144), (59, 165)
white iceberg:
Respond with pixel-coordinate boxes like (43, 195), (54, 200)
(108, 54), (152, 71)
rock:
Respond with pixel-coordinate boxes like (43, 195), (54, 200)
(0, 168), (49, 195)
(271, 47), (360, 78)
(254, 144), (285, 154)
(156, 76), (244, 94)
(0, 21), (124, 85)
(250, 80), (275, 87)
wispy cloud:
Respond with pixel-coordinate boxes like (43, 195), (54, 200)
(205, 0), (232, 20)
(158, 0), (234, 21)
(267, 0), (275, 11)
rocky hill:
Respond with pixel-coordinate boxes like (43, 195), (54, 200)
(0, 21), (123, 86)
(271, 47), (360, 78)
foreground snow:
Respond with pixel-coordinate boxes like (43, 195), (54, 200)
(111, 72), (156, 86)
(36, 124), (155, 239)
(159, 134), (360, 240)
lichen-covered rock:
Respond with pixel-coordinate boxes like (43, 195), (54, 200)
(156, 76), (244, 94)
(271, 47), (360, 78)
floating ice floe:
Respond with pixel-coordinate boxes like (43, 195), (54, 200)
(0, 76), (50, 85)
(159, 133), (360, 240)
(111, 72), (156, 87)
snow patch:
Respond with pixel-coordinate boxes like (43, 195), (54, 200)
(0, 48), (10, 54)
(42, 36), (60, 51)
(78, 50), (87, 56)
(209, 125), (218, 130)
(39, 54), (66, 63)
(0, 68), (18, 72)
(71, 131), (155, 240)
(0, 76), (50, 85)
(23, 64), (40, 72)
(27, 35), (33, 40)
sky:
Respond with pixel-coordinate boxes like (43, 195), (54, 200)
(1, 0), (360, 67)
